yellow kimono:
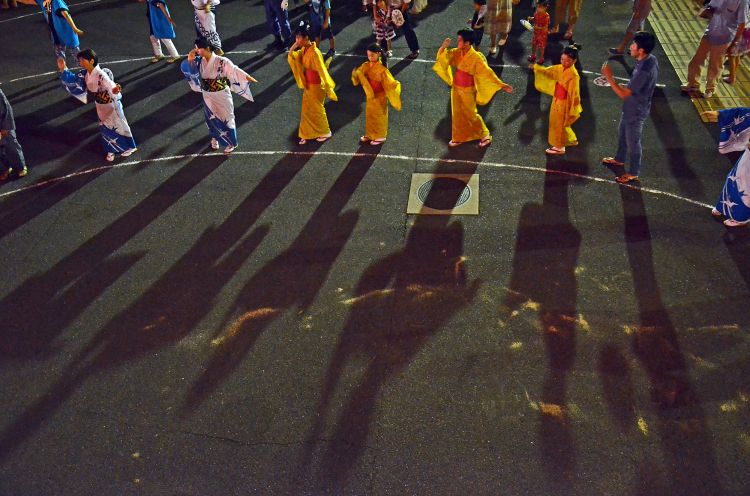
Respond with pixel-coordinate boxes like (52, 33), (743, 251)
(533, 63), (582, 148)
(351, 60), (402, 140)
(288, 42), (338, 140)
(433, 46), (508, 143)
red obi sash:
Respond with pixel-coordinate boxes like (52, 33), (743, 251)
(554, 82), (568, 100)
(455, 69), (474, 88)
(369, 78), (384, 94)
(305, 69), (321, 84)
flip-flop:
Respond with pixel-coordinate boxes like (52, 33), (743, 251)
(298, 138), (307, 145)
(479, 137), (492, 148)
(616, 174), (639, 184)
(448, 140), (462, 147)
(545, 147), (565, 155)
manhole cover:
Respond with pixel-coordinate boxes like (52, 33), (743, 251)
(417, 177), (471, 210)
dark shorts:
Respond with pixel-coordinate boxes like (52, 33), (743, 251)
(310, 19), (334, 40)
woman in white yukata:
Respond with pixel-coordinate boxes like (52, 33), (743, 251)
(191, 0), (223, 55)
(184, 37), (257, 153)
(75, 49), (137, 162)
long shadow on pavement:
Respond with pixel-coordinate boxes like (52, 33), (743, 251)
(619, 185), (723, 495)
(299, 146), (485, 491)
(502, 159), (583, 492)
(182, 143), (372, 413)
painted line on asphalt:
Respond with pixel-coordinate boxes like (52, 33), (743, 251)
(0, 0), (102, 24)
(0, 150), (714, 210)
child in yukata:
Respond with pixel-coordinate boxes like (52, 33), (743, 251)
(373, 0), (396, 58)
(351, 43), (402, 145)
(533, 44), (582, 155)
(527, 0), (550, 64)
(139, 0), (180, 63)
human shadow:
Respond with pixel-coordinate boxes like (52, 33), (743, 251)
(300, 149), (483, 490)
(502, 161), (581, 492)
(619, 185), (724, 495)
(504, 66), (543, 145)
(0, 154), (226, 364)
(182, 144), (372, 412)
(598, 343), (637, 435)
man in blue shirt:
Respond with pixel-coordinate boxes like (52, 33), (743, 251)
(682, 0), (747, 98)
(601, 31), (659, 184)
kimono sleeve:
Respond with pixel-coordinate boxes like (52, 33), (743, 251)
(222, 57), (254, 102)
(288, 49), (306, 90)
(563, 71), (582, 127)
(383, 67), (402, 111)
(59, 68), (88, 103)
(311, 47), (338, 101)
(352, 64), (375, 100)
(533, 63), (559, 97)
(432, 47), (455, 87)
(181, 58), (202, 93)
(472, 52), (505, 106)
(718, 107), (750, 154)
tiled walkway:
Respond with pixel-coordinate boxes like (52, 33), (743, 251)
(651, 0), (750, 120)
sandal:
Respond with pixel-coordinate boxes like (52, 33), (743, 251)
(478, 136), (492, 148)
(616, 174), (639, 184)
(370, 138), (385, 145)
(448, 140), (462, 147)
(724, 219), (750, 227)
(545, 147), (565, 155)
(298, 138), (307, 145)
(711, 208), (722, 217)
(602, 157), (624, 166)
(316, 133), (332, 142)
(359, 136), (370, 143)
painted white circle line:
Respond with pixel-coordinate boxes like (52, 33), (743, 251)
(3, 50), (640, 86)
(0, 0), (102, 24)
(0, 150), (714, 209)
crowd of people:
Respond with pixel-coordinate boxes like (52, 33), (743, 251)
(0, 0), (748, 227)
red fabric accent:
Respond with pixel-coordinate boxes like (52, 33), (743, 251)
(554, 82), (568, 100)
(369, 78), (384, 94)
(305, 69), (321, 84)
(454, 69), (474, 88)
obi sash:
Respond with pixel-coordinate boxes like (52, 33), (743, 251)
(201, 77), (229, 92)
(369, 78), (384, 94)
(554, 82), (568, 100)
(95, 90), (113, 104)
(455, 69), (474, 88)
(305, 69), (321, 84)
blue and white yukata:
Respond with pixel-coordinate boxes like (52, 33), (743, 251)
(715, 107), (750, 224)
(146, 0), (179, 59)
(181, 55), (253, 149)
(41, 0), (80, 64)
(192, 0), (222, 52)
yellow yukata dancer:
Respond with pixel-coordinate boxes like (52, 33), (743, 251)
(351, 43), (402, 146)
(433, 28), (513, 148)
(288, 22), (337, 145)
(532, 44), (582, 155)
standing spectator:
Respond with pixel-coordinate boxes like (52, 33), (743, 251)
(609, 0), (652, 57)
(138, 0), (180, 63)
(601, 31), (659, 184)
(549, 0), (581, 40)
(433, 29), (514, 147)
(486, 0), (518, 55)
(0, 89), (27, 181)
(389, 0), (420, 59)
(264, 0), (292, 51)
(681, 0), (748, 98)
(192, 0), (224, 55)
(468, 0), (487, 50)
(305, 0), (335, 58)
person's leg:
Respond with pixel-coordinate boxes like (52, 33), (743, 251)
(275, 2), (292, 43)
(149, 35), (164, 60)
(625, 118), (644, 177)
(726, 54), (739, 83)
(686, 36), (711, 89)
(401, 10), (420, 53)
(2, 130), (27, 175)
(706, 41), (730, 92)
(565, 0), (581, 37)
(614, 115), (628, 164)
(263, 0), (281, 40)
(162, 39), (179, 58)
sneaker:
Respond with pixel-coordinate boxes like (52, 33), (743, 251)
(608, 47), (624, 57)
(14, 166), (28, 178)
(106, 153), (115, 162)
(150, 55), (164, 63)
(489, 46), (497, 55)
(224, 144), (236, 154)
(406, 50), (419, 59)
(121, 147), (137, 157)
(704, 89), (715, 98)
(210, 138), (219, 150)
(723, 76), (735, 84)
